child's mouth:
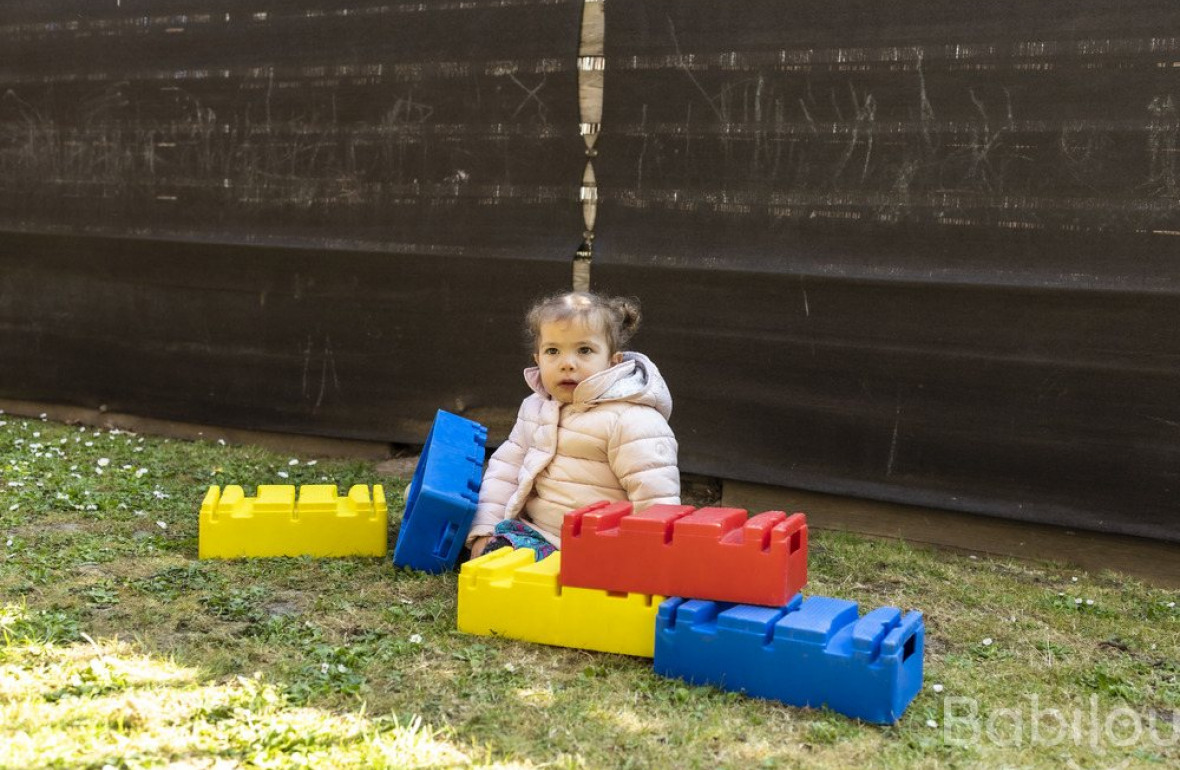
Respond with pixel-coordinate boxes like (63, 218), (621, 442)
(559, 379), (578, 388)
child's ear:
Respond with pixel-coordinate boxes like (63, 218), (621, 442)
(533, 351), (541, 366)
(612, 352), (625, 364)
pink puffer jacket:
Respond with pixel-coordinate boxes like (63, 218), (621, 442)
(468, 352), (680, 548)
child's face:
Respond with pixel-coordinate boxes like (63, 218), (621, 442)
(534, 319), (623, 403)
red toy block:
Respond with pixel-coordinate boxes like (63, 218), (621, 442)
(560, 501), (809, 607)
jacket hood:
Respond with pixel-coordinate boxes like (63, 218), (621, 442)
(523, 351), (673, 420)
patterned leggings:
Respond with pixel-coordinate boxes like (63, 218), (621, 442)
(483, 519), (558, 560)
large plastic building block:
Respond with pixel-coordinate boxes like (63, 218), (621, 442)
(199, 484), (388, 559)
(560, 501), (809, 606)
(457, 548), (664, 657)
(393, 410), (487, 573)
(653, 595), (924, 724)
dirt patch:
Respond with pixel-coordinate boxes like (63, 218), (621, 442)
(681, 474), (722, 507)
(375, 456), (419, 478)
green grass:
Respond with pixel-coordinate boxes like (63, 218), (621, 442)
(1, 412), (1177, 768)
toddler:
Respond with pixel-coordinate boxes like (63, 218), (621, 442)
(466, 291), (680, 559)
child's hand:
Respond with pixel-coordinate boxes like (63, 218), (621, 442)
(469, 536), (491, 559)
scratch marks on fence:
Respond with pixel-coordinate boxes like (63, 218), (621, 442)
(1146, 95), (1180, 197)
(1144, 414), (1180, 430)
(0, 85), (572, 220)
(509, 74), (549, 124)
(302, 334), (341, 412)
(666, 16), (726, 123)
(0, 0), (585, 232)
(0, 59), (575, 88)
(886, 400), (901, 477)
(617, 35), (1180, 73)
(614, 23), (1180, 233)
(0, 0), (578, 40)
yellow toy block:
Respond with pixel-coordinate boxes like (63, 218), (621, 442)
(199, 484), (388, 559)
(457, 548), (664, 657)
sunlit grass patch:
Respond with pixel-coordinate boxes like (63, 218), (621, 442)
(1, 639), (473, 769)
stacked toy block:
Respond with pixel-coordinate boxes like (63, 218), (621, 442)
(199, 484), (387, 559)
(561, 501), (808, 605)
(654, 596), (925, 724)
(458, 548), (662, 657)
(393, 410), (487, 573)
(457, 497), (925, 724)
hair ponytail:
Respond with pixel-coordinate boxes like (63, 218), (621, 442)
(607, 296), (642, 349)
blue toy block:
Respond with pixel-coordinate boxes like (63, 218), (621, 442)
(654, 594), (924, 724)
(393, 410), (487, 573)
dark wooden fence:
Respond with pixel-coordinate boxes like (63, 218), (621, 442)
(2, 1), (1178, 541)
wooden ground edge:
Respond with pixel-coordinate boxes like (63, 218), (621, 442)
(723, 480), (1180, 589)
(0, 398), (391, 461)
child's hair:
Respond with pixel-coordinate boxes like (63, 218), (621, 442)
(525, 291), (642, 354)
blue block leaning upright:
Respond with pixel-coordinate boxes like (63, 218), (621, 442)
(393, 410), (487, 573)
(653, 594), (924, 724)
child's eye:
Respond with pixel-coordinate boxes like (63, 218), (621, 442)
(543, 347), (559, 355)
(579, 346), (594, 355)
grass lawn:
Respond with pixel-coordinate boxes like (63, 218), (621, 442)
(0, 412), (1177, 769)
